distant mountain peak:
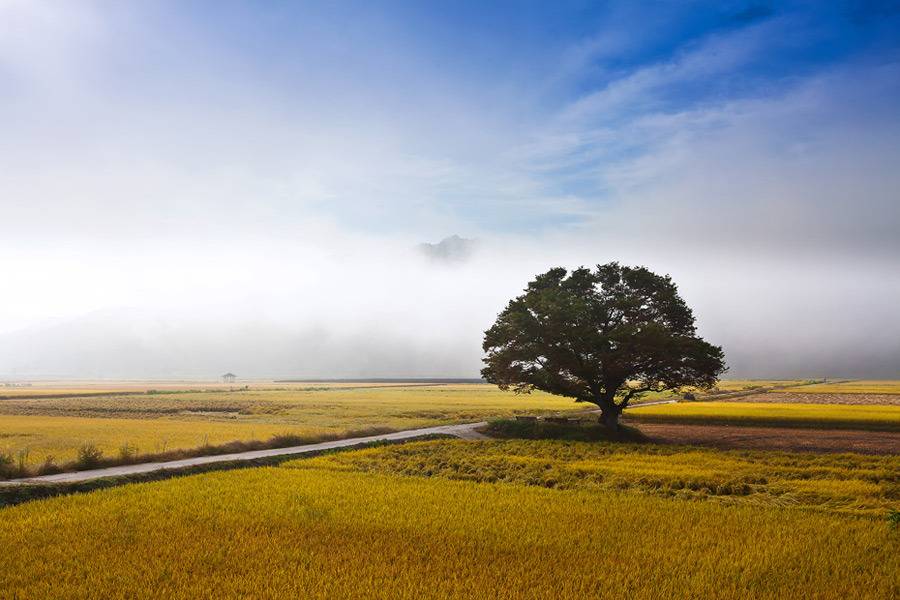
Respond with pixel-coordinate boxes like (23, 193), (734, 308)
(416, 235), (477, 263)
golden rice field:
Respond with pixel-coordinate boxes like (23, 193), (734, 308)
(0, 440), (896, 599)
(613, 379), (809, 402)
(0, 384), (575, 422)
(3, 381), (898, 469)
(298, 439), (899, 516)
(0, 382), (257, 398)
(626, 401), (900, 431)
(771, 380), (900, 395)
(707, 379), (809, 391)
(0, 380), (441, 397)
(0, 384), (579, 466)
(0, 415), (315, 464)
(0, 387), (139, 398)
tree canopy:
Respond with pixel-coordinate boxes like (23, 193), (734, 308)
(482, 263), (726, 428)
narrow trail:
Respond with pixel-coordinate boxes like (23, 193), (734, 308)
(0, 421), (487, 486)
(1, 400), (673, 487)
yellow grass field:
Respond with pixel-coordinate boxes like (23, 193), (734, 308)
(772, 380), (900, 395)
(298, 439), (899, 516)
(626, 401), (900, 430)
(0, 415), (316, 464)
(708, 379), (809, 391)
(0, 440), (896, 599)
(0, 385), (579, 467)
(4, 382), (900, 470)
(613, 379), (809, 401)
(0, 380), (439, 398)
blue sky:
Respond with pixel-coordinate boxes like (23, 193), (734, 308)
(3, 1), (899, 235)
(140, 0), (900, 231)
(1, 1), (898, 377)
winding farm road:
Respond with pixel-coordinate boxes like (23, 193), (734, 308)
(1, 401), (675, 487)
(1, 421), (488, 486)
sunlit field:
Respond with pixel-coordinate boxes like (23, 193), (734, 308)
(771, 380), (900, 395)
(626, 401), (900, 430)
(0, 385), (575, 423)
(615, 379), (811, 403)
(0, 382), (260, 398)
(707, 379), (809, 391)
(4, 1), (899, 598)
(0, 440), (895, 599)
(0, 380), (439, 398)
(0, 384), (580, 470)
(300, 439), (899, 516)
(4, 381), (899, 476)
(0, 415), (319, 465)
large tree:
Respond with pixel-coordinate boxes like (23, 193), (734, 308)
(482, 263), (726, 430)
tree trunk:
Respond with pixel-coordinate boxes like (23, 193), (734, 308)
(600, 407), (621, 431)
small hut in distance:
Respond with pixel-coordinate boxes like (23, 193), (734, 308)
(221, 372), (236, 383)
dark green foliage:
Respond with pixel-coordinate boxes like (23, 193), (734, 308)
(482, 263), (726, 428)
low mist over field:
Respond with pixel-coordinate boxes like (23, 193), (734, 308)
(1, 1), (898, 379)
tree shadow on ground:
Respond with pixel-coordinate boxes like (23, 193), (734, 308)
(480, 418), (647, 443)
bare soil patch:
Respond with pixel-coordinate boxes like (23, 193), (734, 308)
(722, 392), (900, 406)
(633, 422), (900, 455)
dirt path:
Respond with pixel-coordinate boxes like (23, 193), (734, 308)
(0, 421), (487, 486)
(633, 422), (900, 454)
(6, 408), (894, 487)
